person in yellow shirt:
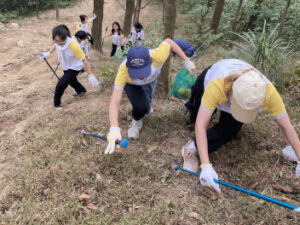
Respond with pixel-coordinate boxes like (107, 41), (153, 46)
(104, 39), (196, 154)
(182, 59), (300, 193)
(40, 25), (98, 109)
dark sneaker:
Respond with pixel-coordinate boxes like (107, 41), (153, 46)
(72, 92), (86, 98)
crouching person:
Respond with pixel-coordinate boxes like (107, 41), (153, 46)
(182, 58), (300, 193)
(104, 39), (196, 154)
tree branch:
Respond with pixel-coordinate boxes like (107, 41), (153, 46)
(116, 0), (126, 10)
(141, 0), (153, 9)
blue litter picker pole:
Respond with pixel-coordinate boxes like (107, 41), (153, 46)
(173, 165), (300, 212)
(81, 130), (129, 148)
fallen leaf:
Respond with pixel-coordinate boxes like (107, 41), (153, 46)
(78, 193), (91, 203)
(147, 145), (158, 153)
(187, 212), (205, 223)
(86, 203), (98, 210)
(272, 184), (294, 194)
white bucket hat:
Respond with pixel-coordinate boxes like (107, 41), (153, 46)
(231, 70), (267, 123)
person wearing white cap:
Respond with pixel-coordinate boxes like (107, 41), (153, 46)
(104, 39), (196, 154)
(181, 58), (300, 193)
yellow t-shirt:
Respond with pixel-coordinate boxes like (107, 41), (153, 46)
(114, 42), (171, 89)
(201, 78), (286, 119)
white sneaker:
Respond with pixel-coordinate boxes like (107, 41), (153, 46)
(147, 107), (153, 116)
(128, 119), (142, 139)
(282, 145), (298, 161)
(181, 140), (199, 173)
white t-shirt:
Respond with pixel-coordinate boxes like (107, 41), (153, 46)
(77, 17), (96, 33)
(55, 37), (85, 71)
(112, 31), (124, 46)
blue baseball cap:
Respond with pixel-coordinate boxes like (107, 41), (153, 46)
(126, 46), (151, 79)
(174, 39), (195, 57)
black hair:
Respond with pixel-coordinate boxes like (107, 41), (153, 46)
(134, 22), (143, 30)
(75, 30), (88, 40)
(111, 21), (122, 35)
(79, 15), (88, 23)
(52, 24), (71, 40)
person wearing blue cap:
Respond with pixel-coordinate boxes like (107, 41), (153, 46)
(104, 39), (196, 154)
(173, 40), (195, 58)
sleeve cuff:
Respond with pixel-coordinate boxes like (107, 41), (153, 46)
(113, 84), (124, 90)
(274, 110), (287, 120)
(162, 41), (171, 49)
(201, 102), (214, 114)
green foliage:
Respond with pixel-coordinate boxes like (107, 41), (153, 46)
(230, 21), (294, 88)
(0, 0), (78, 23)
(113, 45), (130, 65)
(295, 62), (300, 82)
(143, 21), (164, 49)
(177, 0), (300, 50)
(98, 65), (115, 81)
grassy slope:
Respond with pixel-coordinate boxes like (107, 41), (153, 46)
(1, 1), (300, 225)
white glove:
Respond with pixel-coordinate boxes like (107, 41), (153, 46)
(105, 127), (122, 154)
(199, 164), (221, 193)
(88, 74), (99, 87)
(40, 52), (50, 59)
(282, 145), (298, 162)
(184, 59), (195, 74)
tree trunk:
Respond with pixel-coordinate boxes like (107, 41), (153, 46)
(276, 0), (291, 39)
(231, 0), (243, 32)
(133, 0), (142, 23)
(36, 0), (39, 19)
(245, 0), (263, 31)
(210, 0), (225, 33)
(55, 0), (59, 21)
(157, 0), (177, 97)
(92, 0), (104, 52)
(123, 0), (135, 36)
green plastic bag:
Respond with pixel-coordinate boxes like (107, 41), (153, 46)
(170, 67), (196, 100)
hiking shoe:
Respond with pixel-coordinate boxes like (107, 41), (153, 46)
(181, 140), (199, 173)
(128, 119), (142, 139)
(282, 145), (298, 161)
(72, 92), (86, 98)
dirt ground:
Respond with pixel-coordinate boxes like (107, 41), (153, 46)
(0, 0), (300, 224)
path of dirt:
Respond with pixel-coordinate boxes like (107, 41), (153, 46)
(0, 0), (126, 186)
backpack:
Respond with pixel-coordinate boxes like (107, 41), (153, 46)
(87, 32), (93, 45)
(185, 66), (211, 123)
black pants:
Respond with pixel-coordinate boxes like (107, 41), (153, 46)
(186, 66), (243, 153)
(110, 44), (124, 57)
(54, 69), (86, 106)
(124, 81), (156, 120)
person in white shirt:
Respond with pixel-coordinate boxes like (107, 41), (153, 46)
(40, 25), (98, 109)
(76, 14), (96, 58)
(74, 31), (93, 59)
(76, 14), (97, 33)
(128, 22), (144, 47)
(107, 21), (124, 57)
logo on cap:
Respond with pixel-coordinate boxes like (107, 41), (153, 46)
(130, 58), (145, 67)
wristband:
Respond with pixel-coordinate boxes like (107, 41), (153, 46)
(200, 163), (211, 168)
